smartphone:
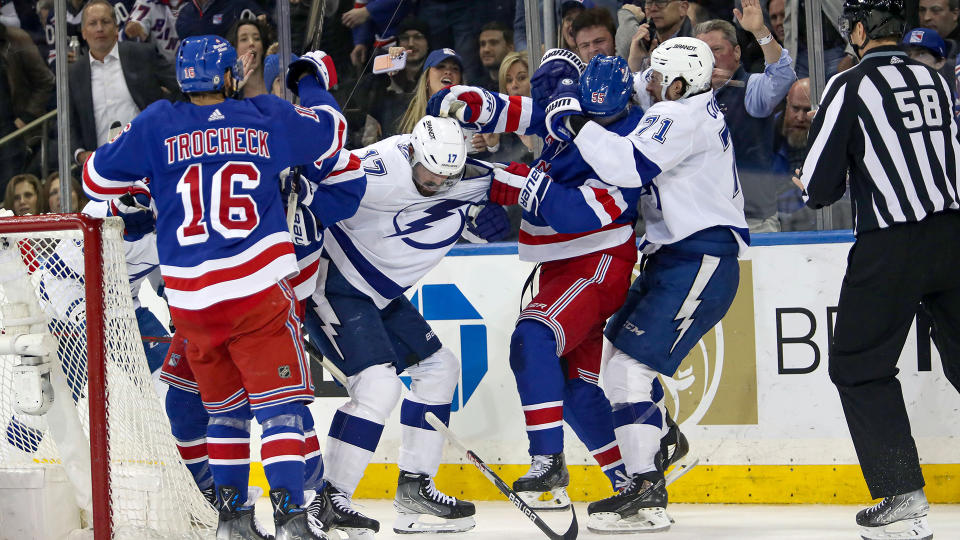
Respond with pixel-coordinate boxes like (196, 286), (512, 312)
(372, 52), (407, 74)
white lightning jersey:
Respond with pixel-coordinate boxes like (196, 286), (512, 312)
(127, 0), (182, 63)
(574, 91), (750, 255)
(324, 135), (490, 308)
(41, 201), (160, 324)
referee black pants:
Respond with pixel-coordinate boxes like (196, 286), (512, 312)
(829, 211), (960, 500)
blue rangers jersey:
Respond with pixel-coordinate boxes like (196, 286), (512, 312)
(574, 91), (750, 255)
(289, 149), (367, 301)
(83, 77), (348, 311)
(472, 91), (643, 262)
(323, 135), (492, 308)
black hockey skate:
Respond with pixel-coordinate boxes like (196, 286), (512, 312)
(202, 485), (218, 508)
(310, 482), (379, 540)
(856, 488), (932, 540)
(586, 470), (671, 534)
(270, 487), (327, 540)
(392, 470), (476, 534)
(216, 485), (274, 540)
(512, 453), (571, 511)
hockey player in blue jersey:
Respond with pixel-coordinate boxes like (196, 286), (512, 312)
(83, 34), (353, 540)
(301, 116), (510, 538)
(545, 38), (749, 533)
(428, 51), (642, 511)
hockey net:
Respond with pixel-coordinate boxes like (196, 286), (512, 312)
(0, 214), (216, 539)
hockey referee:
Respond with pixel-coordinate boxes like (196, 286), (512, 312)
(795, 0), (960, 539)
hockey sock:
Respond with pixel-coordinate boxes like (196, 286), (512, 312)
(301, 408), (324, 491)
(259, 408), (307, 506)
(206, 412), (252, 496)
(398, 348), (458, 477)
(166, 387), (213, 490)
(611, 377), (666, 476)
(510, 320), (565, 456)
(324, 364), (400, 497)
(563, 377), (625, 488)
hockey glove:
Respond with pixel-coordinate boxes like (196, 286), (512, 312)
(544, 77), (587, 143)
(287, 50), (338, 95)
(463, 202), (511, 243)
(490, 161), (531, 206)
(111, 182), (155, 241)
(530, 48), (586, 111)
(426, 85), (497, 127)
(280, 167), (317, 207)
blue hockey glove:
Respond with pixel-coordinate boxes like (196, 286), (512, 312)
(426, 85), (497, 127)
(531, 48), (586, 110)
(464, 202), (511, 242)
(280, 167), (317, 207)
(544, 77), (585, 142)
(287, 50), (338, 95)
(111, 184), (155, 241)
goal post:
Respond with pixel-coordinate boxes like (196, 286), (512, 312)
(0, 214), (216, 539)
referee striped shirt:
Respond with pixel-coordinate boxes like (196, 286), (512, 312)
(799, 45), (960, 233)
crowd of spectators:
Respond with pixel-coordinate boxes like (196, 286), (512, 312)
(0, 0), (955, 232)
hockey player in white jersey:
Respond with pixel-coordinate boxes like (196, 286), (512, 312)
(303, 116), (510, 538)
(552, 38), (750, 532)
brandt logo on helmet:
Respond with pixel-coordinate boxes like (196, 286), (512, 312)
(669, 43), (698, 51)
(425, 120), (436, 139)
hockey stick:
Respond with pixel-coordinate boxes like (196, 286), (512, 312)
(424, 412), (579, 540)
(301, 336), (348, 387)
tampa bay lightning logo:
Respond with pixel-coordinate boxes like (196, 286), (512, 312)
(389, 198), (473, 249)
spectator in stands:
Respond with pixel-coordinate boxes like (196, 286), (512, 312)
(418, 0), (487, 81)
(4, 172), (40, 215)
(476, 22), (514, 92)
(767, 0), (785, 43)
(358, 17), (431, 146)
(616, 1), (645, 58)
(227, 18), (272, 98)
(341, 0), (414, 70)
(397, 47), (463, 134)
(43, 171), (86, 213)
(0, 67), (21, 193)
(69, 0), (181, 166)
(624, 0), (694, 71)
(486, 51), (534, 168)
(698, 2), (795, 233)
(559, 0), (592, 50)
(903, 27), (949, 71)
(0, 23), (55, 131)
(124, 0), (182, 64)
(774, 78), (815, 231)
(917, 1), (960, 83)
(175, 0), (266, 40)
(572, 7), (616, 61)
(41, 0), (85, 65)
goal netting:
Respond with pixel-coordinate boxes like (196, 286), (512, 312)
(0, 214), (216, 539)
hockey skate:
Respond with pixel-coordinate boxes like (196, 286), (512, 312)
(392, 470), (476, 534)
(309, 482), (379, 540)
(270, 487), (328, 540)
(512, 453), (572, 511)
(586, 470), (671, 534)
(856, 488), (932, 540)
(216, 485), (274, 540)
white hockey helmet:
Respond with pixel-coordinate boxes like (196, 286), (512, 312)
(649, 37), (714, 101)
(410, 116), (467, 193)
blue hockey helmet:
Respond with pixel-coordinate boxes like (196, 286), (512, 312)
(176, 35), (244, 94)
(578, 55), (632, 118)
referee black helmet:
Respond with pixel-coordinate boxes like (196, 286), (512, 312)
(839, 0), (907, 41)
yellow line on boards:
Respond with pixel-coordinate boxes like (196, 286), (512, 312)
(247, 463), (960, 504)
